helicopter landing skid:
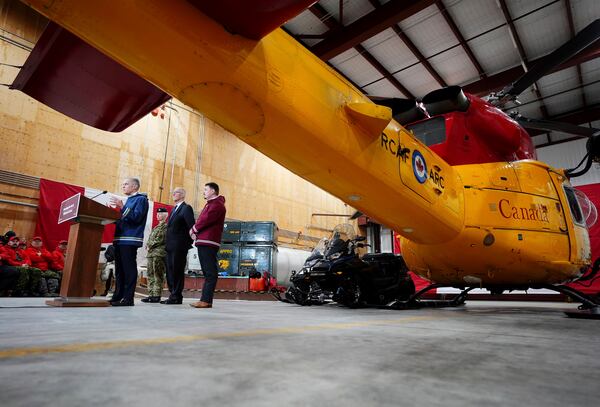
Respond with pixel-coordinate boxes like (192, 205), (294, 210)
(537, 284), (600, 319)
(386, 285), (475, 310)
(563, 307), (600, 319)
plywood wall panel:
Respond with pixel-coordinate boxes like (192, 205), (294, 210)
(0, 0), (46, 43)
(0, 183), (38, 236)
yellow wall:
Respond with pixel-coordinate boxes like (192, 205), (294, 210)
(0, 0), (353, 246)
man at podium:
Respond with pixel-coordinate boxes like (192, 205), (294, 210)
(109, 177), (149, 306)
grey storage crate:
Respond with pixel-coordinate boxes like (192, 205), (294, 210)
(217, 244), (241, 276)
(222, 221), (242, 243)
(240, 221), (278, 243)
(238, 243), (278, 277)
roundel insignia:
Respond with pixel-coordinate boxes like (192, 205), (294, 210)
(412, 150), (427, 184)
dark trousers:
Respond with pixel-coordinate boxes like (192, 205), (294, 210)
(166, 249), (188, 300)
(113, 245), (139, 301)
(0, 265), (19, 293)
(198, 245), (219, 303)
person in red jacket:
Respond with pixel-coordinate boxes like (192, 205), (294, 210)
(51, 240), (68, 271)
(3, 236), (43, 296)
(26, 237), (61, 295)
(25, 237), (53, 271)
(0, 241), (19, 295)
(4, 236), (32, 267)
(189, 182), (226, 309)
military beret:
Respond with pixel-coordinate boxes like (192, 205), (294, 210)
(157, 207), (168, 213)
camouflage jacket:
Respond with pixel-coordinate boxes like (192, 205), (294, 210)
(146, 221), (167, 258)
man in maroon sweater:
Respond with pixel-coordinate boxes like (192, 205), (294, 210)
(189, 182), (226, 308)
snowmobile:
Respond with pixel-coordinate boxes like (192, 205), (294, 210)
(275, 224), (415, 307)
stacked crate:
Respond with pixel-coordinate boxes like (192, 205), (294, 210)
(217, 221), (242, 276)
(217, 221), (278, 278)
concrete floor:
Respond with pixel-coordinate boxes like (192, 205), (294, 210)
(0, 298), (599, 407)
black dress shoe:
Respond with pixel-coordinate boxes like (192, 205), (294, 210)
(141, 296), (161, 303)
(160, 298), (182, 304)
(110, 299), (134, 306)
(109, 296), (123, 303)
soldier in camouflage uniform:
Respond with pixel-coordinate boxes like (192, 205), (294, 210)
(141, 208), (168, 303)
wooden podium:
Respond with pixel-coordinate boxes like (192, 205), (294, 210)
(46, 193), (120, 307)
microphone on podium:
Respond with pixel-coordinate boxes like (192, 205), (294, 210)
(90, 190), (108, 200)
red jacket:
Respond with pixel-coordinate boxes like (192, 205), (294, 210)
(25, 247), (54, 271)
(51, 249), (66, 271)
(2, 246), (31, 267)
(192, 195), (226, 247)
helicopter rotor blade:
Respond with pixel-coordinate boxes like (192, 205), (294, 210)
(513, 114), (600, 137)
(496, 19), (600, 103)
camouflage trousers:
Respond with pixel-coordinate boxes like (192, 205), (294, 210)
(147, 256), (166, 297)
(14, 267), (42, 296)
(13, 268), (61, 296)
(41, 270), (62, 295)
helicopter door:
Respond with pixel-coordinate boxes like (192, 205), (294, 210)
(549, 172), (592, 264)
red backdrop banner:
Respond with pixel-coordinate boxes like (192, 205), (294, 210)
(35, 179), (117, 250)
(568, 184), (600, 295)
(34, 179), (84, 251)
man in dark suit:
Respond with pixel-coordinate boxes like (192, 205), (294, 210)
(161, 187), (195, 304)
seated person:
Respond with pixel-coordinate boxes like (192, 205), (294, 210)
(2, 236), (44, 296)
(51, 240), (68, 272)
(25, 236), (54, 270)
(26, 236), (61, 295)
(1, 230), (16, 246)
(18, 239), (27, 251)
(101, 244), (116, 296)
(0, 248), (20, 296)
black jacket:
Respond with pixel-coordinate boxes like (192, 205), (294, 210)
(166, 202), (195, 252)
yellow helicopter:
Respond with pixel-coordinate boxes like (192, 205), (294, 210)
(14, 0), (600, 316)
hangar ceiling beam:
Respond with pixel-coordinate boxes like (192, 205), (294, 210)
(565, 0), (587, 107)
(354, 43), (414, 98)
(435, 0), (486, 79)
(310, 0), (435, 60)
(498, 0), (549, 118)
(365, 0), (446, 87)
(391, 25), (447, 87)
(308, 3), (414, 98)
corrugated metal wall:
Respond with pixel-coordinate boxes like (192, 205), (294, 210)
(536, 138), (600, 186)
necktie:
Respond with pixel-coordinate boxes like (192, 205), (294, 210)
(168, 204), (179, 224)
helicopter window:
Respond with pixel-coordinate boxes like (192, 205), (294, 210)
(405, 117), (446, 146)
(568, 187), (598, 228)
(564, 186), (584, 226)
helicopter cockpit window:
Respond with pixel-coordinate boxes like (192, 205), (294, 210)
(564, 186), (598, 228)
(405, 117), (446, 146)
